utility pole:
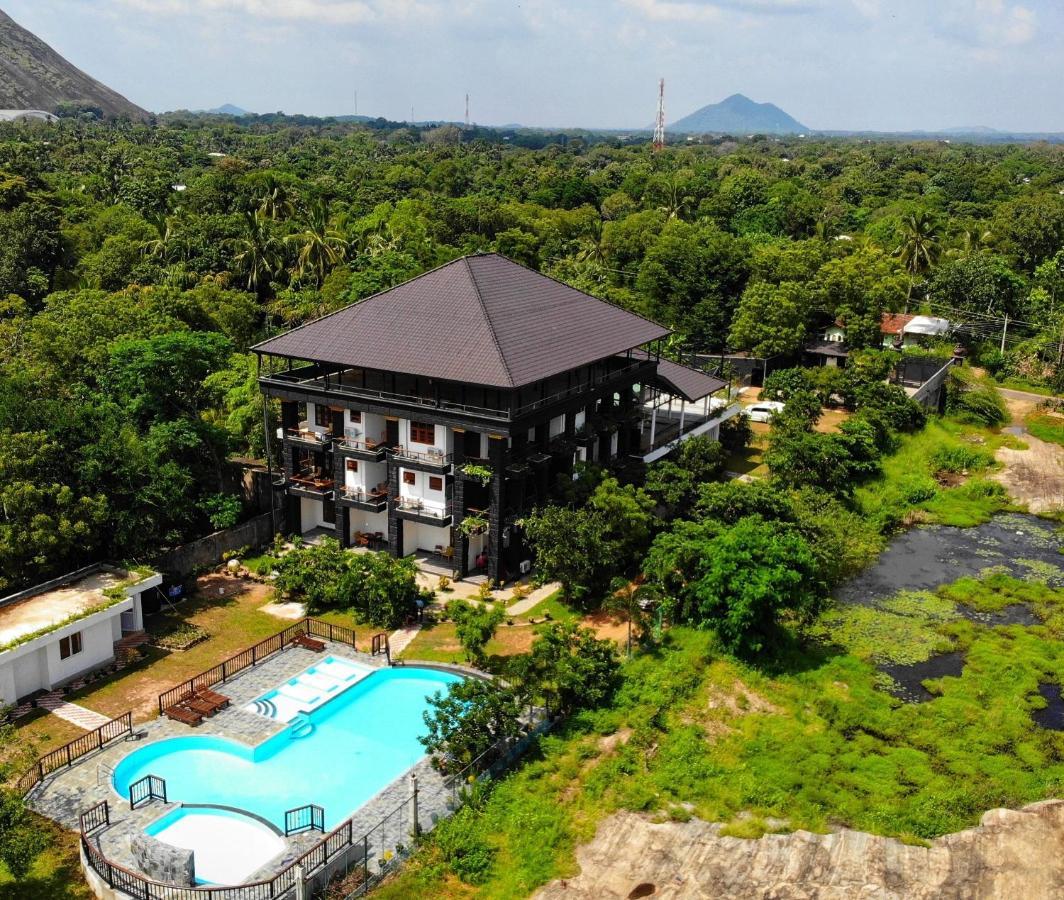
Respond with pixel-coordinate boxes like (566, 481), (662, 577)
(1000, 313), (1009, 354)
(465, 93), (470, 128)
(653, 78), (666, 150)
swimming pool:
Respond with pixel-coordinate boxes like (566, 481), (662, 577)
(114, 665), (462, 831)
(145, 807), (286, 885)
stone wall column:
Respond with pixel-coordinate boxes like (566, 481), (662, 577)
(487, 435), (507, 584)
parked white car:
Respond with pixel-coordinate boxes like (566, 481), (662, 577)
(746, 400), (785, 423)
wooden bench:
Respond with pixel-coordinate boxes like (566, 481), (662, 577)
(195, 688), (230, 712)
(164, 704), (202, 727)
(292, 634), (326, 652)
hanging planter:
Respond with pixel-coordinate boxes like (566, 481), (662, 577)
(459, 463), (493, 485)
(457, 514), (489, 536)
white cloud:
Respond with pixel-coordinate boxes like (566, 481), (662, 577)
(113, 0), (453, 25)
(935, 0), (1036, 48)
(620, 0), (811, 23)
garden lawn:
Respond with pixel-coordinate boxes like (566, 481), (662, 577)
(0, 814), (91, 900)
(13, 574), (359, 753)
(1026, 410), (1064, 447)
(378, 575), (1064, 899)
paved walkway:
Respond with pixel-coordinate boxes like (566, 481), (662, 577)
(388, 625), (422, 656)
(35, 691), (111, 730)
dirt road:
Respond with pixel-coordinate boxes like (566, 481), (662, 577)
(993, 392), (1064, 515)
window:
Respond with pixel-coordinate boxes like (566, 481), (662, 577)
(59, 632), (83, 659)
(348, 410), (362, 424)
(403, 471), (416, 485)
(346, 459), (358, 472)
(428, 476), (443, 491)
(410, 421), (435, 445)
(314, 405), (331, 428)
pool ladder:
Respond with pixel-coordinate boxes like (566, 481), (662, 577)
(289, 713), (314, 739)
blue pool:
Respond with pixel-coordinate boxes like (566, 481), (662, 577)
(113, 665), (462, 831)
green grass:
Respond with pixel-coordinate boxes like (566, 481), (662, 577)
(0, 814), (92, 900)
(995, 377), (1059, 397)
(1026, 412), (1064, 447)
(377, 572), (1064, 898)
(856, 417), (1019, 529)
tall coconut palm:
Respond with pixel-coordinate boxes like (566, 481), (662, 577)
(258, 177), (296, 222)
(142, 215), (183, 263)
(947, 227), (994, 259)
(232, 212), (284, 295)
(894, 210), (942, 303)
(651, 169), (695, 221)
(286, 199), (348, 286)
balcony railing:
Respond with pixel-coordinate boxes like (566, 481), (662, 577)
(393, 446), (453, 466)
(336, 436), (389, 453)
(287, 423), (330, 444)
(289, 474), (335, 493)
(394, 497), (450, 520)
(340, 487), (389, 507)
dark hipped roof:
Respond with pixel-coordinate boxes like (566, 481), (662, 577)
(631, 350), (726, 402)
(253, 254), (670, 389)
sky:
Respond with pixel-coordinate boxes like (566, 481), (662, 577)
(4, 0), (1062, 132)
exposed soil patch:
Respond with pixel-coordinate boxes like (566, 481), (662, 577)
(995, 394), (1064, 513)
(1033, 683), (1064, 731)
(880, 651), (966, 703)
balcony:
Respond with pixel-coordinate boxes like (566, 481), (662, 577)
(286, 423), (331, 449)
(334, 435), (390, 463)
(287, 473), (335, 499)
(392, 446), (453, 473)
(394, 496), (452, 527)
(337, 486), (389, 513)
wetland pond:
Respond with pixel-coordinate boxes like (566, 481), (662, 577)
(835, 513), (1062, 702)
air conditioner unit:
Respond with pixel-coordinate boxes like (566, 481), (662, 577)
(346, 427), (362, 439)
(519, 560), (532, 575)
(428, 447), (443, 458)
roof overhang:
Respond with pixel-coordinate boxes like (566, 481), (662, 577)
(644, 355), (727, 402)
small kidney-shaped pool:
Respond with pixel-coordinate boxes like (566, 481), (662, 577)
(114, 665), (462, 835)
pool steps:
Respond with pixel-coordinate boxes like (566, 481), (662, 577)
(242, 655), (374, 723)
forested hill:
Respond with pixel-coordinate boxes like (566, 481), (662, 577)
(0, 10), (147, 118)
(671, 94), (808, 135)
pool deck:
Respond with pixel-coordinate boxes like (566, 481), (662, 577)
(28, 639), (458, 887)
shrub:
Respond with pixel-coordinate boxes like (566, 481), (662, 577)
(930, 445), (994, 473)
(719, 412), (752, 453)
(946, 372), (1007, 426)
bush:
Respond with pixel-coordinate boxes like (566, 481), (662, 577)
(762, 367), (813, 401)
(719, 412), (752, 453)
(930, 445), (994, 473)
(445, 599), (505, 667)
(946, 372), (1007, 426)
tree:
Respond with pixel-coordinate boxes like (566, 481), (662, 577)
(813, 248), (908, 349)
(446, 599), (505, 668)
(232, 212), (284, 295)
(893, 210), (941, 301)
(287, 199), (348, 286)
(605, 577), (656, 657)
(928, 254), (1024, 318)
(524, 505), (613, 605)
(420, 679), (523, 772)
(728, 280), (809, 357)
(644, 515), (823, 656)
(509, 622), (618, 714)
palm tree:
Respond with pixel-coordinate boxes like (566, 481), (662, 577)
(286, 199), (348, 286)
(947, 227), (994, 259)
(575, 218), (607, 266)
(142, 215), (183, 263)
(258, 176), (295, 221)
(650, 169), (695, 221)
(605, 577), (658, 657)
(894, 211), (942, 303)
(232, 212), (284, 295)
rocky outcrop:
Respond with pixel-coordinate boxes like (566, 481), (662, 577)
(0, 10), (148, 119)
(535, 801), (1064, 899)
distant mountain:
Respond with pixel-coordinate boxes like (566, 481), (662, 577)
(205, 103), (250, 116)
(938, 125), (1001, 136)
(670, 93), (807, 135)
(0, 10), (147, 119)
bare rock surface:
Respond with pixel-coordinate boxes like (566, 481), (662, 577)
(534, 800), (1064, 899)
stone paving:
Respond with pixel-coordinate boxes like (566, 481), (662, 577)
(36, 691), (111, 729)
(26, 638), (459, 889)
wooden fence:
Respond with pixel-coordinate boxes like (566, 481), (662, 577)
(17, 712), (133, 795)
(157, 618), (357, 714)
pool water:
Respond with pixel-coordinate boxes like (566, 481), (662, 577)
(145, 807), (285, 885)
(114, 666), (462, 831)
